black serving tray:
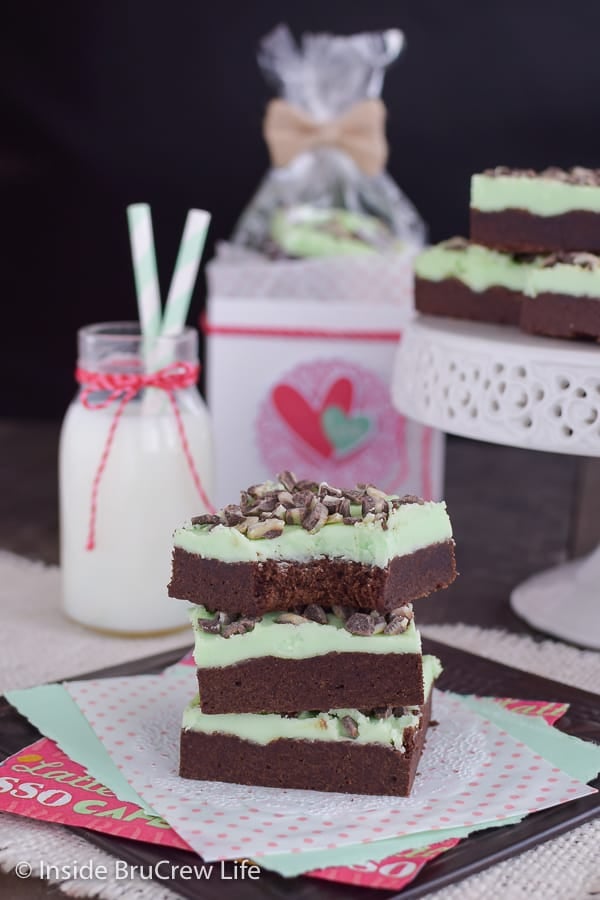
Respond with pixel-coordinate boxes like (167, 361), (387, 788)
(1, 637), (599, 900)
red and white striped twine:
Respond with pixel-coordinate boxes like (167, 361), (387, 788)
(75, 361), (215, 550)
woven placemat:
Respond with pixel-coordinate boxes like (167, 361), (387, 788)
(0, 551), (598, 899)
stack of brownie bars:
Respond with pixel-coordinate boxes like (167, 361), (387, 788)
(415, 166), (600, 342)
(168, 474), (457, 797)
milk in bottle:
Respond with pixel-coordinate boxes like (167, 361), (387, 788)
(59, 323), (213, 634)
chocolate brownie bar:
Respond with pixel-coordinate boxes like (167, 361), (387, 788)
(191, 603), (425, 713)
(179, 655), (441, 796)
(414, 237), (533, 325)
(168, 475), (457, 615)
(470, 166), (600, 253)
(520, 251), (600, 340)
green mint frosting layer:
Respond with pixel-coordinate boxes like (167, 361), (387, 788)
(174, 501), (452, 567)
(270, 206), (398, 258)
(190, 606), (421, 668)
(471, 174), (600, 216)
(415, 242), (532, 293)
(182, 654), (442, 749)
(526, 262), (600, 299)
(416, 241), (600, 300)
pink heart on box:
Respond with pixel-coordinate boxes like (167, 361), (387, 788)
(272, 377), (353, 458)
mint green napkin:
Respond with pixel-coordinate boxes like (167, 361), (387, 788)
(5, 684), (150, 810)
(457, 694), (600, 782)
(259, 816), (524, 875)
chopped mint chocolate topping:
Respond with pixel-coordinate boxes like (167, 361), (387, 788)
(372, 706), (394, 719)
(384, 615), (411, 635)
(196, 611), (260, 637)
(196, 602), (415, 638)
(190, 474), (428, 540)
(540, 251), (600, 270)
(246, 519), (285, 540)
(345, 612), (376, 636)
(304, 603), (328, 625)
(442, 236), (470, 250)
(274, 612), (309, 626)
(483, 165), (600, 185)
(282, 705), (410, 722)
(191, 514), (222, 526)
(302, 501), (329, 534)
(395, 495), (425, 506)
(277, 470), (297, 492)
(340, 715), (359, 738)
(221, 618), (258, 638)
(369, 612), (387, 634)
(389, 604), (415, 622)
(198, 614), (223, 634)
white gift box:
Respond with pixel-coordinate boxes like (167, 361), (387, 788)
(205, 246), (444, 507)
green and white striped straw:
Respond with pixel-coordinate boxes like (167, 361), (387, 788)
(161, 208), (211, 337)
(126, 203), (162, 366)
(126, 204), (211, 412)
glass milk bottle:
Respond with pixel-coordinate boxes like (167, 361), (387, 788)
(60, 322), (214, 635)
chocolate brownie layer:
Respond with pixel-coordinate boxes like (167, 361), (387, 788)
(470, 208), (600, 254)
(179, 693), (431, 796)
(197, 651), (424, 714)
(415, 276), (523, 326)
(169, 539), (457, 616)
(520, 293), (600, 341)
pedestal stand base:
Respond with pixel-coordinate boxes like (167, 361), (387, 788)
(510, 546), (600, 650)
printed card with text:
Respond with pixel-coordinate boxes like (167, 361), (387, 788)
(0, 737), (189, 849)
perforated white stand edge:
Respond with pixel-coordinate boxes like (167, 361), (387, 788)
(392, 316), (600, 649)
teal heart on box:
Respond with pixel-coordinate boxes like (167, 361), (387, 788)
(321, 405), (372, 455)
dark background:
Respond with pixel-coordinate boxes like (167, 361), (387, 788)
(2, 1), (599, 417)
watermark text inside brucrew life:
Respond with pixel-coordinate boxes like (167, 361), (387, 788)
(16, 858), (261, 882)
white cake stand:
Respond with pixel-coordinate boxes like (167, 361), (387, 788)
(392, 316), (600, 649)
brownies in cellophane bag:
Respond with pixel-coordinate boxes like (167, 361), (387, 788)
(206, 24), (444, 508)
(233, 23), (424, 253)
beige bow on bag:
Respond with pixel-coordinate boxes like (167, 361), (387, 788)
(263, 98), (388, 177)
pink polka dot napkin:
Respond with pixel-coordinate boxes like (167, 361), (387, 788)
(65, 669), (595, 863)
